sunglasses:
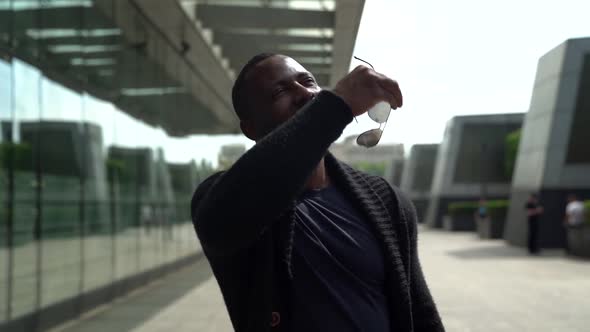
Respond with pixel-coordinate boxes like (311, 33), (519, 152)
(353, 56), (392, 148)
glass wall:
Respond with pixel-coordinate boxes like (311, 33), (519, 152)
(0, 0), (211, 325)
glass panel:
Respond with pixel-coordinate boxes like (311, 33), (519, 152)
(119, 14), (167, 273)
(10, 59), (40, 320)
(33, 2), (86, 311)
(137, 142), (159, 272)
(0, 0), (208, 325)
(10, 0), (45, 63)
(0, 0), (11, 50)
(81, 99), (113, 293)
(154, 44), (174, 266)
(36, 2), (92, 304)
(77, 3), (113, 294)
(84, 94), (117, 284)
(0, 50), (12, 323)
(37, 76), (83, 308)
(108, 139), (142, 280)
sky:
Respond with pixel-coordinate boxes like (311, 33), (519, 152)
(178, 0), (590, 165)
(349, 0), (590, 149)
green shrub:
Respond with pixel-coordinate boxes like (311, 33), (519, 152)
(106, 158), (133, 183)
(585, 201), (590, 225)
(448, 200), (509, 218)
(0, 142), (33, 171)
(448, 201), (478, 216)
(504, 129), (521, 179)
(352, 161), (387, 177)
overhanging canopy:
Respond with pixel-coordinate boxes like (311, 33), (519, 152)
(0, 0), (364, 136)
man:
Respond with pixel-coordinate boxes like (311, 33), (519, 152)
(525, 193), (544, 254)
(564, 194), (586, 253)
(474, 198), (489, 222)
(191, 53), (444, 332)
(565, 194), (585, 227)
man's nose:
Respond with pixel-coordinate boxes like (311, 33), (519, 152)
(293, 83), (317, 108)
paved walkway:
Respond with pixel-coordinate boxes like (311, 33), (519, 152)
(419, 228), (590, 332)
(51, 227), (590, 332)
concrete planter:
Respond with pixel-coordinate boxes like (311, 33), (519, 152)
(567, 225), (590, 258)
(476, 215), (506, 239)
(443, 214), (475, 231)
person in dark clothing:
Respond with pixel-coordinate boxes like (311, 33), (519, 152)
(525, 193), (544, 254)
(191, 53), (444, 332)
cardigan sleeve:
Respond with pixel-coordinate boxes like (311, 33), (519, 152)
(191, 91), (353, 257)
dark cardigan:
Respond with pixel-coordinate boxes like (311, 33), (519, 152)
(191, 91), (444, 332)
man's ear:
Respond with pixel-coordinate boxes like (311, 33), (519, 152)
(240, 120), (257, 141)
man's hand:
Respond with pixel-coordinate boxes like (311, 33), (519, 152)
(332, 65), (403, 117)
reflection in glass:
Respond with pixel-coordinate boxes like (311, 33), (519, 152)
(38, 76), (83, 308)
(10, 59), (40, 320)
(0, 52), (11, 324)
(0, 0), (205, 325)
(107, 146), (152, 278)
(0, 0), (11, 49)
(168, 160), (198, 257)
(81, 119), (112, 292)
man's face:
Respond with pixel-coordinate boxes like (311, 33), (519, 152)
(242, 55), (321, 140)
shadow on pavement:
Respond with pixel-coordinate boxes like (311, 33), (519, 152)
(56, 256), (213, 332)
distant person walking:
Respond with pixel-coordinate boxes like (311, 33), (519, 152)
(474, 198), (489, 222)
(565, 194), (585, 227)
(564, 194), (586, 253)
(525, 193), (543, 254)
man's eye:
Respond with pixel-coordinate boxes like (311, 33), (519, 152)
(303, 78), (316, 85)
(272, 88), (285, 98)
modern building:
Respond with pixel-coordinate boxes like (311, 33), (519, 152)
(386, 157), (405, 187)
(330, 135), (404, 178)
(217, 143), (246, 170)
(0, 1), (365, 331)
(425, 113), (524, 228)
(400, 144), (439, 223)
(504, 37), (590, 249)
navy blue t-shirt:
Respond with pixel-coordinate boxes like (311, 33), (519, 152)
(289, 185), (390, 331)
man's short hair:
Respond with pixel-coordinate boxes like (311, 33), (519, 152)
(231, 53), (278, 120)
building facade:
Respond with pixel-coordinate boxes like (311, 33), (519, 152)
(425, 113), (524, 228)
(400, 144), (439, 223)
(504, 37), (590, 249)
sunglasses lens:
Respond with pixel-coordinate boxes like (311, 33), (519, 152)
(368, 101), (391, 123)
(356, 128), (383, 147)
